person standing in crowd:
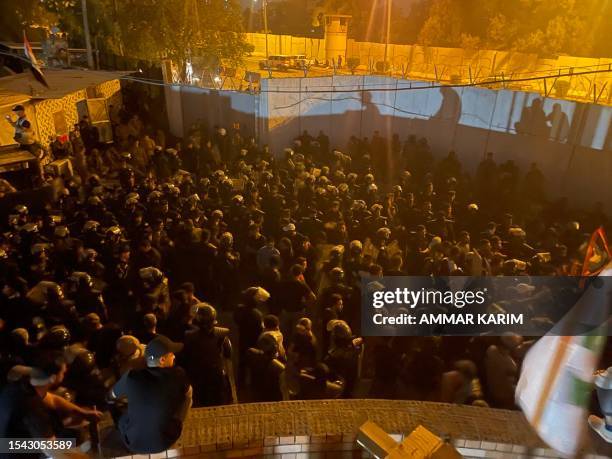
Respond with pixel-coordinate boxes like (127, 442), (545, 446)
(247, 333), (288, 402)
(0, 352), (102, 459)
(324, 321), (363, 398)
(297, 362), (344, 400)
(234, 287), (266, 383)
(113, 335), (146, 377)
(137, 313), (158, 344)
(287, 318), (318, 383)
(484, 335), (521, 410)
(260, 314), (286, 362)
(182, 304), (234, 407)
(276, 264), (316, 339)
(321, 293), (344, 353)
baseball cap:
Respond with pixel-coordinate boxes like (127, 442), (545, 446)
(12, 104), (25, 112)
(145, 335), (183, 361)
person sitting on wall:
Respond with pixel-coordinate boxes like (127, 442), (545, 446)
(108, 335), (192, 454)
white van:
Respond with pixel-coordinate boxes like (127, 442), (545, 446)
(259, 55), (292, 71)
(292, 55), (315, 69)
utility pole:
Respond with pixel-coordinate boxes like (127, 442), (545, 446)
(81, 0), (94, 69)
(383, 0), (392, 70)
(263, 0), (269, 58)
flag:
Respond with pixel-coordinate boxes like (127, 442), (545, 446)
(580, 227), (610, 276)
(23, 31), (49, 88)
(516, 228), (611, 456)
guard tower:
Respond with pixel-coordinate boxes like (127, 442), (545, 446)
(324, 14), (351, 65)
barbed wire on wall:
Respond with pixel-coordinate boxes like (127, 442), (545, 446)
(120, 67), (612, 95)
(1, 49), (609, 104)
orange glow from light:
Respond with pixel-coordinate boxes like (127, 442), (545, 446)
(364, 0), (379, 42)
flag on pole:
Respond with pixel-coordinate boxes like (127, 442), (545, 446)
(23, 31), (49, 88)
(580, 227), (610, 276)
(516, 228), (611, 456)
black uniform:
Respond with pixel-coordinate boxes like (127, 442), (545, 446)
(182, 326), (232, 407)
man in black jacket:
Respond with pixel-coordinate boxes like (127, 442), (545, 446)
(109, 335), (191, 453)
(182, 303), (234, 407)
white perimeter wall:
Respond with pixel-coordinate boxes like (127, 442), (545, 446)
(165, 84), (260, 141)
(166, 76), (612, 212)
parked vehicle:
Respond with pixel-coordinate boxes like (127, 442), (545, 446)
(259, 55), (293, 71)
(291, 55), (315, 69)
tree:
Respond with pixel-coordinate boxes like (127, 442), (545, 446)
(417, 0), (464, 47)
(1, 0), (610, 63)
(0, 0), (253, 77)
(0, 0), (62, 41)
(267, 0), (310, 35)
(119, 0), (252, 75)
(412, 0), (612, 57)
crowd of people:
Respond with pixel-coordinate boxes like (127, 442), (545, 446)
(1, 88), (610, 454)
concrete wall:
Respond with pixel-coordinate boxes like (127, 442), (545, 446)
(245, 33), (326, 61)
(166, 84), (260, 141)
(166, 75), (612, 212)
(244, 33), (612, 104)
(261, 76), (612, 211)
(343, 42), (612, 103)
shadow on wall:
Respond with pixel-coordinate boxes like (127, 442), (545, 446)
(168, 85), (259, 141)
(263, 78), (612, 153)
(166, 78), (612, 211)
(434, 85), (462, 124)
(264, 84), (609, 151)
(261, 79), (612, 211)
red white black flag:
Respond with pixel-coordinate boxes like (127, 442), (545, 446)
(23, 31), (49, 88)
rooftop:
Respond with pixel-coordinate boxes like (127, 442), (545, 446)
(0, 68), (128, 101)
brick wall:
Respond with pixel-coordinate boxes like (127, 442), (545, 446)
(109, 400), (611, 459)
